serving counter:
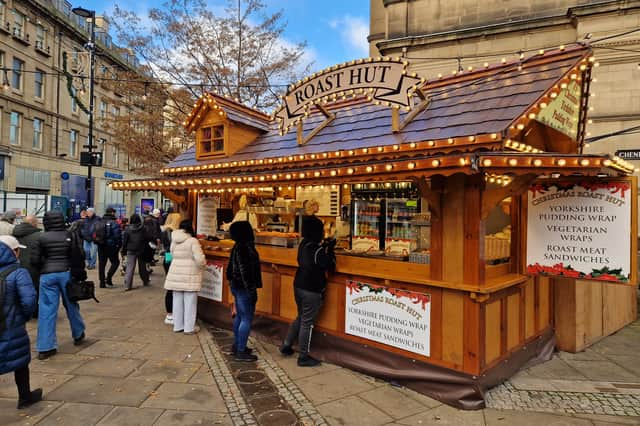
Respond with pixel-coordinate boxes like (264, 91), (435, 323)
(198, 239), (554, 409)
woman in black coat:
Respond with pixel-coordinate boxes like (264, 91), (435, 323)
(0, 236), (42, 408)
(280, 215), (336, 367)
(121, 214), (150, 291)
(226, 221), (262, 362)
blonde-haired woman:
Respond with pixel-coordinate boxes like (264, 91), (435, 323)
(160, 212), (181, 325)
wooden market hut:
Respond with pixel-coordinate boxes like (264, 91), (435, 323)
(112, 44), (637, 409)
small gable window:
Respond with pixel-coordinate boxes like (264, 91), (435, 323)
(199, 125), (224, 156)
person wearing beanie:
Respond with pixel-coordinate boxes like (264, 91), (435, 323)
(96, 207), (122, 288)
(226, 221), (262, 362)
(0, 211), (17, 235)
(0, 235), (42, 409)
(31, 211), (87, 360)
(280, 214), (336, 367)
(12, 216), (42, 317)
(80, 207), (100, 269)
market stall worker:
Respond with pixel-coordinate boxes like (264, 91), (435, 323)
(221, 194), (258, 232)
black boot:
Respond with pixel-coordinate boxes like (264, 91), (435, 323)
(279, 344), (294, 356)
(17, 389), (43, 409)
(297, 355), (321, 367)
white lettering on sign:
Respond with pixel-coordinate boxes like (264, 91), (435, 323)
(345, 280), (431, 357)
(275, 59), (424, 133)
(526, 180), (632, 283)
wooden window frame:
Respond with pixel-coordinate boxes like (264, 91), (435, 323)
(196, 124), (226, 159)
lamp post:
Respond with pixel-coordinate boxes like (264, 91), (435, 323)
(72, 6), (96, 208)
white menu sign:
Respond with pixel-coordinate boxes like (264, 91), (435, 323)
(526, 180), (632, 283)
(197, 194), (219, 236)
(199, 261), (223, 301)
(345, 280), (431, 357)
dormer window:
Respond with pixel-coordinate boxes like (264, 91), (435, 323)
(199, 125), (225, 156)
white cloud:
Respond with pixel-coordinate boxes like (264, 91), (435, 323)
(329, 15), (369, 58)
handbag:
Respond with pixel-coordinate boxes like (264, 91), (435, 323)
(164, 252), (173, 263)
(67, 279), (100, 303)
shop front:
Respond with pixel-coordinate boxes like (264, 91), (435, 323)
(112, 45), (637, 409)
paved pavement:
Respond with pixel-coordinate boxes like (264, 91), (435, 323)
(0, 267), (638, 425)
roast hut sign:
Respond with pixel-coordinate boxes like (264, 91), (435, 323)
(275, 58), (425, 133)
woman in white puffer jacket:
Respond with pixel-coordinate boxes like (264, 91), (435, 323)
(163, 219), (206, 334)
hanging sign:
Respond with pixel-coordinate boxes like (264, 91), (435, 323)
(615, 150), (640, 161)
(526, 179), (633, 283)
(535, 80), (582, 140)
(196, 194), (219, 237)
(345, 280), (431, 357)
(199, 261), (223, 302)
(275, 58), (424, 133)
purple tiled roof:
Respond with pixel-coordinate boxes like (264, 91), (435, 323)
(169, 48), (588, 170)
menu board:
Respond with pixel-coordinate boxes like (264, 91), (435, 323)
(199, 261), (223, 301)
(196, 194), (219, 236)
(526, 179), (632, 283)
(296, 186), (339, 216)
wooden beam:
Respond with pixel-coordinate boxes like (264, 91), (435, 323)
(481, 174), (537, 220)
(414, 176), (441, 220)
(392, 88), (431, 133)
(297, 104), (336, 146)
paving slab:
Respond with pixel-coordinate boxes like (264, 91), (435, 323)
(557, 348), (607, 362)
(524, 356), (587, 381)
(318, 395), (394, 426)
(0, 372), (73, 399)
(128, 359), (201, 383)
(140, 382), (227, 412)
(269, 352), (342, 380)
(484, 408), (593, 425)
(606, 355), (640, 377)
(36, 401), (113, 426)
(295, 368), (378, 405)
(45, 376), (160, 406)
(132, 342), (198, 362)
(95, 406), (164, 426)
(570, 412), (640, 425)
(568, 360), (640, 382)
(153, 409), (234, 426)
(188, 364), (216, 386)
(30, 353), (91, 375)
(396, 386), (442, 409)
(70, 357), (145, 378)
(77, 340), (148, 359)
(358, 385), (432, 419)
(0, 398), (62, 426)
(396, 404), (485, 425)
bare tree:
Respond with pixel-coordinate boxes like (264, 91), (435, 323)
(111, 0), (311, 111)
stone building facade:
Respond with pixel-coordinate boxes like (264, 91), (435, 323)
(0, 0), (161, 217)
(369, 0), (640, 168)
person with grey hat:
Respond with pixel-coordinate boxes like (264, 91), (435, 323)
(0, 211), (17, 236)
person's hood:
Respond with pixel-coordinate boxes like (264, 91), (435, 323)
(301, 215), (324, 243)
(171, 229), (191, 244)
(102, 213), (116, 221)
(12, 222), (41, 238)
(43, 211), (66, 231)
(128, 222), (144, 232)
(230, 221), (254, 243)
(0, 240), (18, 267)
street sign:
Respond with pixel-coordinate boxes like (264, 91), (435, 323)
(615, 150), (640, 160)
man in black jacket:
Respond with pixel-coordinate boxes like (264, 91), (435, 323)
(13, 215), (42, 317)
(31, 211), (87, 359)
(96, 207), (122, 288)
(121, 214), (150, 291)
(280, 215), (336, 367)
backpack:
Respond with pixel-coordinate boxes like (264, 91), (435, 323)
(0, 265), (20, 334)
(94, 219), (111, 245)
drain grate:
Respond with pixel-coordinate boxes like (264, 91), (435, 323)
(208, 327), (302, 426)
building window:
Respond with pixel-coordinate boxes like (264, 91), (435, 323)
(35, 23), (46, 49)
(199, 125), (225, 156)
(12, 9), (25, 39)
(9, 111), (21, 145)
(34, 69), (44, 99)
(0, 2), (5, 25)
(100, 101), (107, 119)
(111, 144), (118, 167)
(70, 129), (78, 157)
(32, 118), (43, 150)
(71, 86), (78, 113)
(112, 106), (120, 116)
(12, 57), (23, 90)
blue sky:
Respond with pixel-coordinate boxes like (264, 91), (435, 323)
(75, 0), (370, 72)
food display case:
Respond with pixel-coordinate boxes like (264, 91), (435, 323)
(384, 198), (418, 254)
(350, 199), (381, 252)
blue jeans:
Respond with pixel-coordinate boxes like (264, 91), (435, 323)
(83, 240), (97, 268)
(36, 271), (85, 352)
(231, 287), (255, 353)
